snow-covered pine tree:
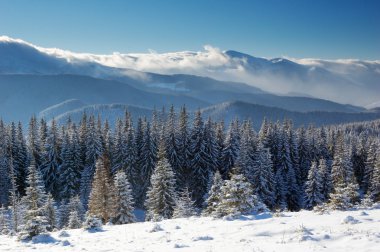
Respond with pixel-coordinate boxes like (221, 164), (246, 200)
(285, 120), (301, 186)
(177, 106), (191, 186)
(19, 159), (48, 239)
(276, 125), (301, 211)
(0, 120), (10, 206)
(67, 196), (84, 229)
(80, 115), (103, 207)
(304, 162), (323, 209)
(8, 154), (21, 233)
(329, 134), (359, 209)
(221, 120), (240, 179)
(215, 167), (266, 218)
(258, 117), (270, 148)
(87, 155), (116, 223)
(165, 105), (181, 187)
(318, 159), (332, 201)
(135, 121), (157, 207)
(173, 187), (197, 218)
(10, 122), (28, 196)
(41, 119), (62, 199)
(68, 195), (85, 222)
(130, 117), (145, 206)
(0, 205), (9, 235)
(145, 138), (177, 221)
(189, 110), (214, 207)
(59, 130), (81, 200)
(111, 119), (125, 173)
(214, 121), (225, 175)
(317, 126), (330, 162)
(236, 120), (256, 184)
(44, 194), (57, 231)
(251, 142), (276, 209)
(39, 118), (48, 155)
(113, 170), (135, 224)
(57, 202), (69, 229)
(68, 210), (82, 229)
(368, 152), (380, 202)
(363, 141), (377, 194)
(27, 116), (42, 170)
(297, 127), (311, 187)
(203, 170), (224, 216)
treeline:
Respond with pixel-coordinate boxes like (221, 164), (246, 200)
(0, 107), (379, 239)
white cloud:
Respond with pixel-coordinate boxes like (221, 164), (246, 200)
(1, 36), (379, 106)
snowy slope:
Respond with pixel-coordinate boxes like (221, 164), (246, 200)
(0, 208), (379, 252)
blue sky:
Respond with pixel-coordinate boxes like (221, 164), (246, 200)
(0, 0), (379, 59)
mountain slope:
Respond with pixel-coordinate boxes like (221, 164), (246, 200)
(1, 36), (378, 107)
(201, 101), (380, 129)
(0, 74), (208, 123)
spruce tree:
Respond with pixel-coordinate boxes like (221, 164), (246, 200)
(177, 106), (191, 187)
(204, 171), (224, 216)
(304, 162), (323, 209)
(215, 167), (266, 218)
(363, 141), (377, 194)
(80, 115), (103, 207)
(41, 119), (61, 199)
(145, 139), (177, 221)
(221, 120), (240, 179)
(113, 170), (135, 224)
(251, 142), (276, 209)
(20, 159), (48, 239)
(44, 194), (57, 231)
(318, 159), (332, 201)
(0, 120), (10, 206)
(136, 122), (157, 207)
(173, 187), (197, 218)
(368, 153), (380, 202)
(189, 110), (213, 207)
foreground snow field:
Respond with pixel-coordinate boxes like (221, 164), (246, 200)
(1, 208), (379, 252)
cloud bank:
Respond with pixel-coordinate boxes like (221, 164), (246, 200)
(1, 36), (379, 107)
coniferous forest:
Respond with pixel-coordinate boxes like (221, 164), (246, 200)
(0, 106), (379, 239)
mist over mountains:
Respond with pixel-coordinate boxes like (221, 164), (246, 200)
(0, 36), (379, 126)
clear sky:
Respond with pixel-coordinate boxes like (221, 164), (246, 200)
(0, 0), (379, 59)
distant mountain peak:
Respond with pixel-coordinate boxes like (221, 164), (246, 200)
(0, 35), (379, 107)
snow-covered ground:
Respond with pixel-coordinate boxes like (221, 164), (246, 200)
(1, 208), (379, 252)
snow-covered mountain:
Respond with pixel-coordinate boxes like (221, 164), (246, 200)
(1, 36), (378, 107)
(0, 36), (379, 125)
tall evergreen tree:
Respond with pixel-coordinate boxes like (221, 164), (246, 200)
(204, 171), (224, 216)
(189, 110), (213, 207)
(59, 132), (81, 200)
(251, 142), (276, 209)
(221, 120), (240, 179)
(368, 152), (380, 202)
(177, 106), (191, 186)
(27, 116), (42, 169)
(20, 159), (48, 239)
(173, 187), (197, 218)
(318, 159), (332, 201)
(145, 139), (177, 221)
(363, 141), (377, 194)
(80, 115), (103, 206)
(41, 119), (61, 198)
(304, 162), (323, 209)
(215, 167), (266, 218)
(113, 170), (135, 224)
